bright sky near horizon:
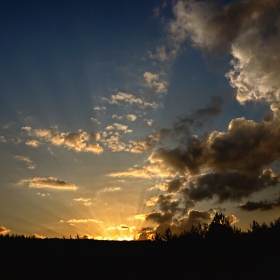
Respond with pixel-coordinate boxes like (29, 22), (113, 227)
(1, 0), (280, 240)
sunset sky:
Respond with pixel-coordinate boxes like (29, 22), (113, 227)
(1, 0), (280, 240)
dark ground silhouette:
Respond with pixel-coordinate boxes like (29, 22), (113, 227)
(1, 213), (280, 279)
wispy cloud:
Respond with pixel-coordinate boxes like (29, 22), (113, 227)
(100, 187), (121, 193)
(143, 71), (168, 94)
(13, 155), (36, 169)
(74, 197), (92, 206)
(18, 177), (78, 190)
(67, 219), (103, 223)
(103, 92), (160, 109)
(0, 136), (7, 143)
(126, 114), (137, 121)
(0, 226), (10, 235)
(23, 127), (103, 154)
(25, 139), (39, 147)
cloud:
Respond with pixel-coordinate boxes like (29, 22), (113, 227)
(239, 196), (280, 212)
(111, 106), (280, 212)
(146, 194), (182, 226)
(104, 135), (126, 152)
(150, 111), (280, 177)
(146, 196), (160, 207)
(127, 135), (158, 154)
(126, 114), (137, 121)
(0, 136), (7, 143)
(131, 214), (147, 221)
(144, 119), (154, 126)
(67, 219), (103, 223)
(153, 209), (213, 235)
(181, 169), (280, 203)
(103, 92), (160, 109)
(135, 227), (155, 240)
(13, 155), (36, 169)
(26, 127), (103, 154)
(105, 123), (131, 133)
(143, 72), (168, 94)
(148, 46), (168, 62)
(107, 224), (136, 233)
(157, 96), (223, 145)
(109, 162), (176, 178)
(3, 122), (15, 129)
(112, 114), (123, 120)
(31, 234), (45, 239)
(21, 126), (32, 133)
(166, 178), (186, 193)
(18, 177), (78, 190)
(26, 139), (39, 147)
(90, 118), (100, 124)
(169, 0), (280, 104)
(74, 198), (91, 206)
(94, 106), (106, 111)
(225, 215), (239, 225)
(0, 226), (10, 235)
(100, 187), (121, 193)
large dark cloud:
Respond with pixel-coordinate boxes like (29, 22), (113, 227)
(158, 95), (223, 144)
(239, 196), (280, 212)
(167, 178), (186, 193)
(152, 109), (280, 177)
(181, 169), (279, 203)
(155, 210), (213, 235)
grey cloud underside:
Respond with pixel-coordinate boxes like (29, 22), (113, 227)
(143, 107), (280, 228)
(239, 197), (280, 212)
(159, 95), (223, 143)
(153, 108), (280, 177)
(182, 169), (279, 203)
(154, 210), (213, 235)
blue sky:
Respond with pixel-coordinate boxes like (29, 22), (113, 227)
(1, 0), (280, 239)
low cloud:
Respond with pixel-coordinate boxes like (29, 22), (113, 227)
(103, 92), (160, 109)
(0, 136), (7, 143)
(127, 135), (158, 154)
(105, 123), (131, 133)
(3, 122), (15, 129)
(18, 177), (78, 190)
(26, 139), (39, 147)
(126, 114), (137, 121)
(100, 187), (121, 193)
(144, 119), (154, 126)
(94, 106), (106, 111)
(25, 127), (103, 154)
(143, 72), (168, 94)
(239, 196), (280, 212)
(149, 209), (213, 235)
(112, 115), (123, 120)
(181, 169), (279, 203)
(0, 226), (10, 235)
(104, 135), (126, 152)
(74, 198), (91, 206)
(148, 46), (168, 62)
(13, 155), (36, 169)
(90, 118), (100, 124)
(107, 224), (136, 232)
(131, 214), (147, 221)
(67, 219), (103, 223)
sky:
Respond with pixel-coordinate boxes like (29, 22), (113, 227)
(1, 0), (280, 240)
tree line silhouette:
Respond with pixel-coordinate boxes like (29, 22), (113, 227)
(1, 212), (280, 241)
(152, 212), (280, 242)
